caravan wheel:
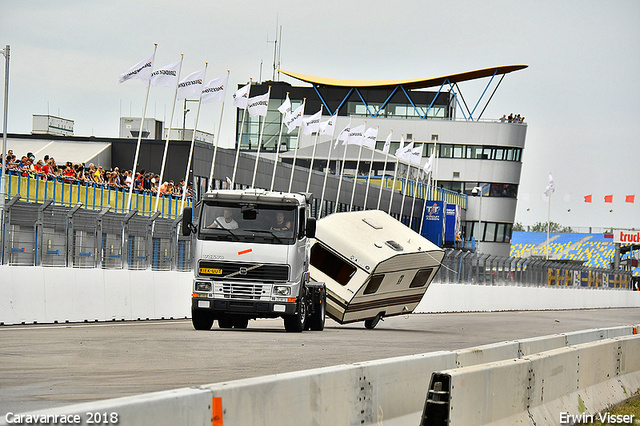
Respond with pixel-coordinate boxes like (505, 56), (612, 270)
(364, 313), (383, 329)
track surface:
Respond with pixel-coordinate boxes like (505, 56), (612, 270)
(1, 308), (639, 414)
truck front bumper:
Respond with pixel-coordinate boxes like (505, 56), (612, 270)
(191, 297), (297, 317)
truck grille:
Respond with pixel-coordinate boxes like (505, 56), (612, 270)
(198, 261), (289, 282)
(224, 283), (270, 300)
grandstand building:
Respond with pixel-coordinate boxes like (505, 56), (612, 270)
(233, 65), (528, 256)
(3, 65), (528, 257)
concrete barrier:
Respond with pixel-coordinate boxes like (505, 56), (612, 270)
(416, 282), (640, 313)
(3, 326), (638, 426)
(2, 265), (640, 326)
(421, 335), (640, 426)
(0, 266), (192, 325)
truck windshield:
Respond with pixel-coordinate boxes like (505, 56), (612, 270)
(199, 202), (297, 244)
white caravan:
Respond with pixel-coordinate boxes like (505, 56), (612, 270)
(310, 210), (443, 329)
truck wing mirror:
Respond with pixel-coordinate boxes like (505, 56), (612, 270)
(306, 217), (316, 239)
(182, 207), (193, 236)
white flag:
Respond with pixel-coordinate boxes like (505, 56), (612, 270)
(233, 83), (251, 108)
(382, 131), (392, 154)
(336, 119), (351, 147)
(150, 60), (181, 87)
(347, 124), (365, 145)
(278, 95), (292, 117)
(118, 53), (154, 84)
(201, 75), (228, 103)
(544, 173), (556, 196)
(423, 153), (435, 174)
(285, 103), (304, 133)
(410, 146), (422, 164)
(395, 137), (412, 161)
(303, 110), (322, 135)
(319, 114), (337, 136)
(247, 92), (270, 117)
(363, 127), (378, 149)
(176, 69), (205, 100)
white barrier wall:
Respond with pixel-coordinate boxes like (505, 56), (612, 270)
(0, 266), (192, 325)
(2, 266), (639, 325)
(435, 335), (640, 426)
(2, 327), (637, 426)
(416, 282), (640, 313)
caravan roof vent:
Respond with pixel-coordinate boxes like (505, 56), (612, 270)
(385, 240), (404, 251)
(362, 217), (383, 230)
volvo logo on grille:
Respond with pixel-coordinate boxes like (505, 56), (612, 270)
(239, 267), (248, 275)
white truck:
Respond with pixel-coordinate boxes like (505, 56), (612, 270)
(182, 189), (326, 332)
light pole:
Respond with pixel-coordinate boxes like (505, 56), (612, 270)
(472, 185), (484, 253)
(0, 45), (10, 260)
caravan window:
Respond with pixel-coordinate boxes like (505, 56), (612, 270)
(310, 243), (357, 286)
(364, 275), (384, 295)
(409, 268), (434, 288)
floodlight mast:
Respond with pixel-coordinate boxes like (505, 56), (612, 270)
(0, 45), (10, 237)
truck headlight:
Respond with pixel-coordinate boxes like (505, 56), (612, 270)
(195, 281), (212, 292)
(273, 286), (291, 296)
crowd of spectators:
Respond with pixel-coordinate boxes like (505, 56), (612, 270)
(500, 113), (525, 123)
(1, 150), (192, 198)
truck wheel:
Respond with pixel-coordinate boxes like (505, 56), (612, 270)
(284, 295), (306, 332)
(218, 315), (233, 329)
(364, 313), (383, 330)
(233, 317), (249, 329)
(192, 310), (214, 330)
(308, 298), (326, 331)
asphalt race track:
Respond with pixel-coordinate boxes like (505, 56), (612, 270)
(1, 308), (639, 414)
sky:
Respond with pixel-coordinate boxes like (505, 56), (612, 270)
(0, 0), (638, 230)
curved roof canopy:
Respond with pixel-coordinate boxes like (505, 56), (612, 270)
(279, 65), (528, 90)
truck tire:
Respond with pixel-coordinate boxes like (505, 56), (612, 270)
(233, 317), (249, 329)
(218, 315), (233, 329)
(284, 294), (306, 332)
(308, 297), (326, 331)
(192, 310), (214, 330)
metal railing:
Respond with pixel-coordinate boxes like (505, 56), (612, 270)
(435, 249), (633, 289)
(1, 198), (192, 271)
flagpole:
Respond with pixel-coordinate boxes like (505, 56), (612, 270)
(377, 130), (392, 210)
(306, 105), (323, 193)
(409, 166), (422, 230)
(208, 70), (230, 190)
(334, 117), (352, 214)
(363, 125), (378, 211)
(388, 155), (399, 215)
(154, 54), (183, 213)
(419, 170), (433, 235)
(349, 120), (365, 212)
(270, 92), (289, 191)
(181, 63), (207, 212)
(251, 86), (271, 188)
(547, 187), (551, 260)
(127, 44), (157, 213)
(288, 99), (305, 193)
(320, 112), (338, 217)
(232, 78), (252, 187)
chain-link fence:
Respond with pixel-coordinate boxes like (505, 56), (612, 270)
(435, 249), (633, 289)
(1, 201), (633, 290)
(1, 198), (192, 271)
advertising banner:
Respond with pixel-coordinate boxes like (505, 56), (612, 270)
(421, 200), (445, 247)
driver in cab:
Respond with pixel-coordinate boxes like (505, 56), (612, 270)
(208, 208), (239, 229)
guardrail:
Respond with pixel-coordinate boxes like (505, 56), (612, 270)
(421, 334), (640, 425)
(2, 326), (637, 426)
